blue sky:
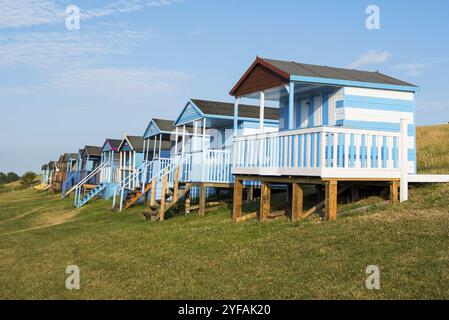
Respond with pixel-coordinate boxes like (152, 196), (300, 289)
(1, 0), (448, 174)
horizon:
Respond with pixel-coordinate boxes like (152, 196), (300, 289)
(1, 0), (449, 175)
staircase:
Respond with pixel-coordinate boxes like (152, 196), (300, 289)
(124, 182), (153, 209)
(143, 183), (192, 221)
(72, 162), (109, 207)
(75, 184), (107, 208)
(113, 161), (154, 211)
(142, 154), (193, 221)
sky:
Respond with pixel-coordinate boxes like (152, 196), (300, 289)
(0, 0), (448, 174)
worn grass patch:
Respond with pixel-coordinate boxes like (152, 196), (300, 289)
(0, 184), (449, 299)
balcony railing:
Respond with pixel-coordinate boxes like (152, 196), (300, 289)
(232, 126), (404, 179)
(181, 149), (233, 183)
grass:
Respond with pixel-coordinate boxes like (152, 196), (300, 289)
(1, 125), (449, 299)
(0, 180), (27, 194)
(1, 183), (449, 299)
(417, 124), (449, 173)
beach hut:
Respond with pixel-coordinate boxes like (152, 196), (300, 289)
(228, 57), (420, 222)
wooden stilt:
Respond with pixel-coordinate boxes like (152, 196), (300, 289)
(351, 186), (360, 202)
(160, 172), (167, 221)
(185, 187), (191, 215)
(232, 179), (243, 223)
(150, 178), (156, 207)
(325, 180), (338, 221)
(291, 183), (303, 222)
(260, 181), (271, 222)
(199, 184), (206, 216)
(173, 166), (179, 203)
(246, 185), (254, 203)
(390, 180), (399, 204)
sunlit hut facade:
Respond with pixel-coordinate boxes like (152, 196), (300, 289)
(229, 57), (418, 222)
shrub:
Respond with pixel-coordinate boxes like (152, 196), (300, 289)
(0, 172), (6, 185)
(6, 172), (20, 183)
(21, 172), (37, 186)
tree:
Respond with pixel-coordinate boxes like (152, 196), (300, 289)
(6, 172), (20, 184)
(0, 172), (6, 185)
(21, 172), (37, 186)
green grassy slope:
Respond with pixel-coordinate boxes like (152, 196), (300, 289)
(1, 125), (449, 299)
(1, 183), (449, 299)
(417, 124), (449, 173)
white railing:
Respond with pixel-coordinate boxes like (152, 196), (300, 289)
(113, 161), (154, 210)
(233, 126), (404, 179)
(203, 150), (233, 183)
(113, 155), (192, 211)
(100, 162), (120, 184)
(180, 150), (233, 183)
(73, 162), (109, 205)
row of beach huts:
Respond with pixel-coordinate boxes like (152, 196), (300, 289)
(36, 57), (439, 222)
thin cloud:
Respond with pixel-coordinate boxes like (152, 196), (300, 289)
(47, 67), (190, 96)
(393, 58), (449, 77)
(416, 100), (449, 111)
(0, 0), (181, 29)
(394, 63), (429, 77)
(0, 29), (156, 68)
(347, 50), (390, 69)
(0, 67), (190, 98)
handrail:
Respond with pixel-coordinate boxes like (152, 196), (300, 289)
(152, 154), (190, 181)
(73, 162), (109, 206)
(61, 171), (79, 198)
(234, 126), (401, 142)
(66, 162), (108, 197)
(113, 154), (192, 211)
(112, 160), (154, 209)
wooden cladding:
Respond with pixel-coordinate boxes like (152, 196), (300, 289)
(232, 63), (288, 97)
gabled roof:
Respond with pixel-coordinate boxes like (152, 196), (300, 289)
(153, 118), (175, 132)
(82, 146), (102, 158)
(119, 135), (144, 152)
(174, 99), (279, 126)
(102, 139), (122, 152)
(230, 56), (418, 96)
(107, 139), (122, 150)
(68, 153), (78, 160)
(143, 118), (175, 138)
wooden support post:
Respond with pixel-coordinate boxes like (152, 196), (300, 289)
(150, 178), (156, 207)
(199, 184), (206, 216)
(160, 172), (167, 221)
(260, 181), (271, 222)
(291, 183), (303, 222)
(185, 187), (191, 215)
(232, 179), (243, 223)
(173, 166), (179, 203)
(390, 180), (399, 204)
(246, 185), (254, 203)
(325, 180), (338, 221)
(351, 186), (360, 202)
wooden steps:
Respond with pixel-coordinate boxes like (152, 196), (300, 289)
(124, 183), (152, 209)
(143, 183), (192, 221)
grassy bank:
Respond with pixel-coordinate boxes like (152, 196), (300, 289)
(1, 125), (449, 299)
(1, 184), (448, 299)
(417, 124), (449, 174)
